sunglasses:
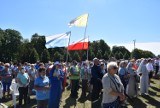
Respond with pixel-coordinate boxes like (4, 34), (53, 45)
(113, 66), (118, 70)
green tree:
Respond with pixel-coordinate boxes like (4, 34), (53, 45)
(123, 52), (130, 60)
(90, 41), (99, 57)
(112, 46), (130, 57)
(0, 29), (5, 61)
(1, 29), (23, 62)
(72, 52), (80, 62)
(31, 33), (46, 57)
(97, 50), (102, 59)
(114, 52), (120, 60)
(63, 50), (68, 62)
(0, 28), (158, 62)
(82, 51), (87, 61)
(88, 49), (95, 60)
(19, 39), (33, 63)
(131, 48), (142, 59)
(29, 48), (39, 63)
(142, 50), (155, 58)
(90, 40), (111, 59)
(41, 49), (50, 63)
(131, 48), (155, 59)
(53, 51), (61, 61)
(104, 51), (109, 60)
(99, 39), (111, 58)
(109, 52), (114, 58)
(119, 52), (123, 59)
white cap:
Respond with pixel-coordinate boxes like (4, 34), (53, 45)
(54, 61), (60, 65)
(93, 57), (98, 61)
(4, 63), (10, 67)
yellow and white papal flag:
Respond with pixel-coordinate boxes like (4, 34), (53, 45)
(68, 13), (89, 27)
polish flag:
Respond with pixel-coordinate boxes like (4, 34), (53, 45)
(67, 38), (88, 50)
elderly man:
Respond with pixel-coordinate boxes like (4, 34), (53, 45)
(91, 58), (103, 101)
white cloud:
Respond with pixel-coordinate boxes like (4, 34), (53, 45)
(108, 42), (160, 56)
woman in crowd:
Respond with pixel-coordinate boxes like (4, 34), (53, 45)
(28, 64), (37, 103)
(102, 62), (125, 108)
(118, 61), (129, 95)
(137, 59), (149, 95)
(62, 63), (67, 91)
(28, 64), (36, 92)
(34, 67), (50, 108)
(16, 63), (30, 107)
(0, 63), (12, 99)
(58, 63), (65, 92)
(101, 62), (106, 75)
(80, 62), (89, 97)
(48, 61), (63, 108)
(126, 60), (138, 97)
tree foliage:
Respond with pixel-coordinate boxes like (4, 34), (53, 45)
(0, 28), (157, 62)
(29, 48), (39, 63)
(112, 46), (130, 59)
(0, 29), (23, 62)
(41, 49), (50, 63)
(131, 48), (155, 59)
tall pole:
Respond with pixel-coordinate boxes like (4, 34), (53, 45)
(87, 36), (89, 61)
(133, 39), (136, 50)
(82, 14), (89, 61)
(66, 31), (71, 63)
(133, 39), (136, 59)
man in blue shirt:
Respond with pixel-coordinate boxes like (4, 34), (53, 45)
(0, 62), (4, 72)
(34, 67), (50, 108)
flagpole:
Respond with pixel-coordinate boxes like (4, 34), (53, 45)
(87, 35), (89, 60)
(66, 31), (71, 63)
(82, 13), (89, 61)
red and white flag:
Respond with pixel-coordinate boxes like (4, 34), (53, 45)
(67, 38), (88, 50)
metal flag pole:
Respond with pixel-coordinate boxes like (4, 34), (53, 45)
(87, 35), (89, 61)
(66, 31), (71, 63)
(82, 13), (89, 61)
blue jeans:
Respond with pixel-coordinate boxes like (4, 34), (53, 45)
(2, 82), (11, 92)
(102, 98), (120, 108)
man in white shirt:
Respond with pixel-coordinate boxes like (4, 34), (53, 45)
(146, 59), (154, 86)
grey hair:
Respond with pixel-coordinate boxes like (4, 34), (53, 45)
(107, 62), (118, 71)
(119, 61), (127, 67)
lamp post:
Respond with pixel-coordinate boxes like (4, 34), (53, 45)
(133, 39), (136, 50)
(133, 39), (136, 59)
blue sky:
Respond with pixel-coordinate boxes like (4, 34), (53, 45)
(0, 0), (160, 55)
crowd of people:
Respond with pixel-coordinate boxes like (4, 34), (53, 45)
(0, 57), (160, 108)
